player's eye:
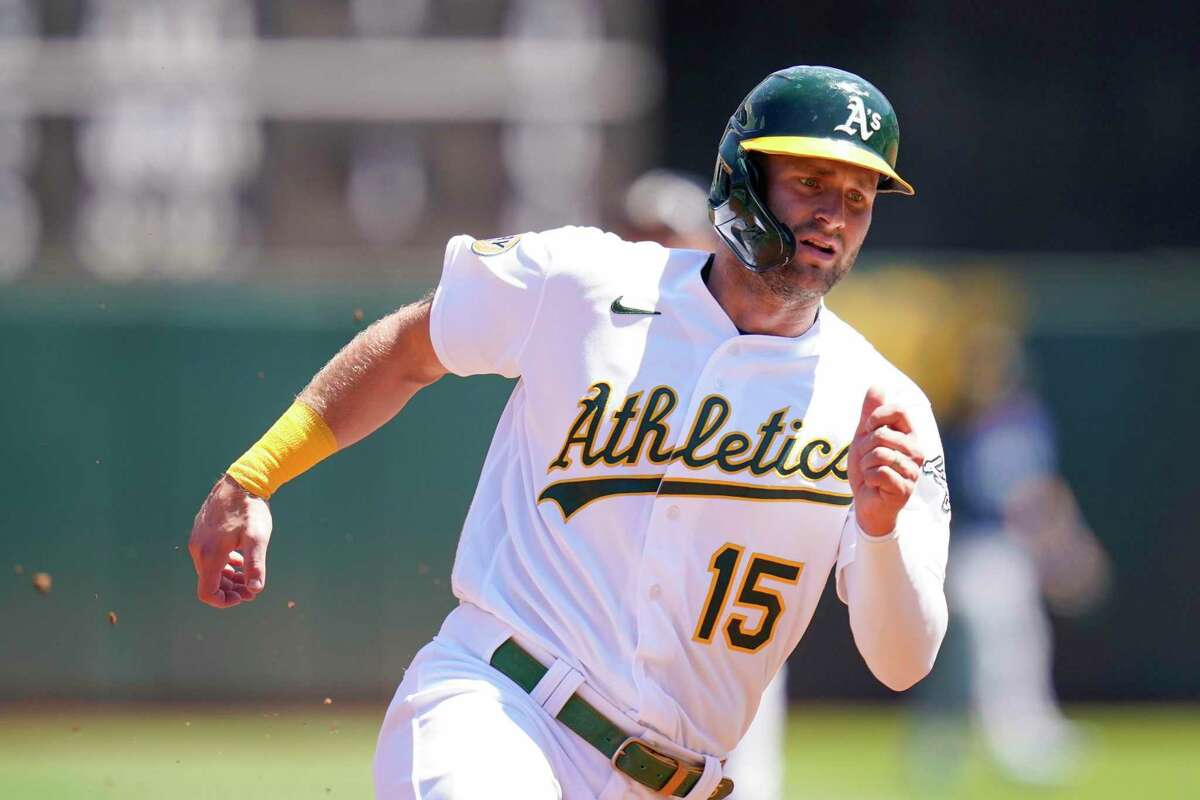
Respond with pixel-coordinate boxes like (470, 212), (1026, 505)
(800, 177), (819, 188)
(847, 190), (865, 203)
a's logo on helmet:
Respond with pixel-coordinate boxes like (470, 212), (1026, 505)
(834, 95), (883, 142)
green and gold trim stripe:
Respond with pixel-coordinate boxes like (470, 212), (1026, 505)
(659, 476), (854, 505)
(537, 474), (853, 520)
(538, 475), (664, 520)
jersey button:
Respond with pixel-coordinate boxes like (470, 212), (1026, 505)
(666, 505), (680, 520)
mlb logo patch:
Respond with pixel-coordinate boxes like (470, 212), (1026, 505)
(471, 234), (522, 256)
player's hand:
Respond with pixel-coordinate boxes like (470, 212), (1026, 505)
(188, 473), (273, 609)
(847, 386), (926, 536)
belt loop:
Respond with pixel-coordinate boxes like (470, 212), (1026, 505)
(530, 658), (585, 718)
(543, 668), (585, 718)
(530, 659), (573, 706)
(680, 755), (722, 800)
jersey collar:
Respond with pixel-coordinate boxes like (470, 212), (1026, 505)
(691, 251), (826, 358)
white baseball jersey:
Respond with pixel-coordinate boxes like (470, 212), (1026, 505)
(428, 226), (950, 757)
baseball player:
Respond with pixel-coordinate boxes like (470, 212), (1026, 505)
(189, 66), (950, 800)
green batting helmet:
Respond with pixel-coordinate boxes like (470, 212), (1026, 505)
(708, 65), (914, 272)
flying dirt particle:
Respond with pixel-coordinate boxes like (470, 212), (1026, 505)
(352, 309), (364, 323)
(32, 572), (52, 594)
(13, 564), (23, 575)
(71, 725), (80, 733)
(107, 611), (118, 625)
(287, 600), (296, 609)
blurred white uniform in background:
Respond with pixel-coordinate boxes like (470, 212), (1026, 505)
(925, 328), (1110, 787)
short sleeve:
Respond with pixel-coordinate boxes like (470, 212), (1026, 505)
(429, 232), (550, 378)
(836, 399), (951, 604)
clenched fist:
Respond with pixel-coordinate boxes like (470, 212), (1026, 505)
(847, 386), (926, 536)
(188, 474), (273, 608)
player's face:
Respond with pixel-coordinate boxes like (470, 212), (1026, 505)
(758, 154), (878, 302)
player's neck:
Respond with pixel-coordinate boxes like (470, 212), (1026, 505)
(706, 251), (821, 338)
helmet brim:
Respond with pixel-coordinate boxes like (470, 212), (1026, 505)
(741, 136), (915, 196)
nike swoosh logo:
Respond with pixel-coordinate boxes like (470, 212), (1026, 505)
(611, 296), (661, 316)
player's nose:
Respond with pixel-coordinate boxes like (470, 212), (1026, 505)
(813, 196), (846, 230)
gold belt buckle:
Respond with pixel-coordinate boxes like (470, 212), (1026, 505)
(611, 736), (691, 796)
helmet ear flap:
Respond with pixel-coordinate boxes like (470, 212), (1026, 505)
(708, 145), (794, 273)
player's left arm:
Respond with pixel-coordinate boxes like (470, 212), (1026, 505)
(839, 386), (950, 691)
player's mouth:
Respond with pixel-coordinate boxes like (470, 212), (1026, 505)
(797, 236), (837, 261)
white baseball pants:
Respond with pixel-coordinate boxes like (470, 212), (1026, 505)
(373, 605), (727, 800)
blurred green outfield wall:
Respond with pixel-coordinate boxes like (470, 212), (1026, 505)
(0, 283), (512, 700)
(1, 266), (1197, 702)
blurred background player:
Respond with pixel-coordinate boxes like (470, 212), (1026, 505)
(835, 272), (1111, 789)
(621, 167), (785, 800)
(933, 315), (1110, 786)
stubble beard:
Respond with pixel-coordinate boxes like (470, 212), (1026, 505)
(755, 240), (861, 305)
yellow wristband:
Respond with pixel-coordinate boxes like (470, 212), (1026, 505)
(226, 400), (339, 500)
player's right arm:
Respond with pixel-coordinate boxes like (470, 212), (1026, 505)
(190, 228), (559, 609)
(296, 294), (447, 448)
(188, 296), (447, 609)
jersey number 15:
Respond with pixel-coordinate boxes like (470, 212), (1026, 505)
(692, 543), (804, 654)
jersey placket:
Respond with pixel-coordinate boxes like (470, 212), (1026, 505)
(630, 335), (750, 736)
